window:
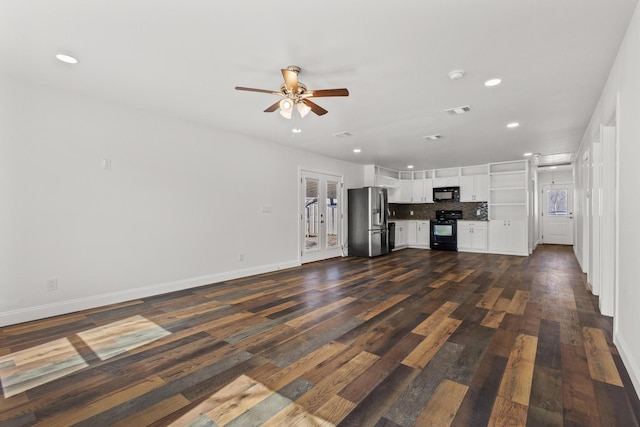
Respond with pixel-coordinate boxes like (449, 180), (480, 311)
(546, 189), (568, 216)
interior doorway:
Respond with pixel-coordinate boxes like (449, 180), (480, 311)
(300, 170), (343, 263)
(541, 184), (574, 245)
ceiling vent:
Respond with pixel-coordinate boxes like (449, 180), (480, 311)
(534, 152), (573, 166)
(332, 131), (352, 138)
(445, 105), (471, 115)
(423, 134), (442, 140)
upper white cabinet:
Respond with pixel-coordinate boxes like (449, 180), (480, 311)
(396, 171), (413, 203)
(364, 165), (403, 202)
(433, 168), (460, 188)
(460, 165), (489, 202)
(410, 170), (434, 203)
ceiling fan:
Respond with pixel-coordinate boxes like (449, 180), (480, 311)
(235, 65), (349, 119)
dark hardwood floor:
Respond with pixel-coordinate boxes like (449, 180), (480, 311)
(1, 245), (639, 426)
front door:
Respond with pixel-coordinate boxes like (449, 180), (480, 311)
(301, 171), (343, 263)
(541, 184), (574, 245)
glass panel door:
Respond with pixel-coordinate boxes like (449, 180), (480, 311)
(326, 180), (339, 249)
(305, 178), (320, 251)
(301, 171), (343, 263)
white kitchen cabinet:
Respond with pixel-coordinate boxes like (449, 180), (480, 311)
(416, 221), (430, 246)
(460, 174), (489, 202)
(387, 186), (401, 203)
(433, 176), (460, 188)
(409, 171), (434, 203)
(394, 221), (407, 248)
(488, 219), (527, 255)
(406, 221), (417, 245)
(411, 173), (424, 202)
(423, 178), (434, 203)
(433, 168), (460, 188)
(394, 172), (413, 203)
(457, 221), (488, 252)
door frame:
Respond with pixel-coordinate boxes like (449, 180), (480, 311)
(299, 168), (344, 264)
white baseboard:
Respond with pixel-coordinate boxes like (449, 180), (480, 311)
(614, 332), (640, 401)
(0, 260), (301, 327)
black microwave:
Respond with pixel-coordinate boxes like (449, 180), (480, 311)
(433, 186), (460, 202)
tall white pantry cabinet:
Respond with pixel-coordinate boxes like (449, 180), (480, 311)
(487, 160), (529, 256)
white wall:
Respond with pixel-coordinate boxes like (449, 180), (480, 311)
(574, 2), (640, 396)
(0, 76), (364, 326)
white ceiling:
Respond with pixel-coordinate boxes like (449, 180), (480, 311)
(2, 0), (637, 171)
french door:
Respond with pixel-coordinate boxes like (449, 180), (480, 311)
(300, 170), (343, 263)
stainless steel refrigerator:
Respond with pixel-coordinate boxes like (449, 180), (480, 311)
(348, 187), (389, 257)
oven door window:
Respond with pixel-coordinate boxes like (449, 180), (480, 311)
(434, 224), (453, 236)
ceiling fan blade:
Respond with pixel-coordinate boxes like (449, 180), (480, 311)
(303, 88), (349, 98)
(264, 100), (281, 113)
(302, 99), (328, 116)
(281, 68), (298, 93)
(235, 86), (281, 95)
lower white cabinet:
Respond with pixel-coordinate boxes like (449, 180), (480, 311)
(406, 221), (417, 245)
(488, 219), (527, 255)
(416, 221), (430, 246)
(394, 221), (407, 248)
(457, 221), (488, 252)
(398, 220), (429, 248)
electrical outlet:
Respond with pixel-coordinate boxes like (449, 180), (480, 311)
(238, 253), (244, 262)
(410, 210), (414, 216)
(47, 278), (58, 291)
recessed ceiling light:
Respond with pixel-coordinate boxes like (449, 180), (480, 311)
(292, 128), (302, 133)
(507, 122), (520, 128)
(353, 148), (361, 153)
(333, 131), (352, 138)
(407, 165), (414, 169)
(423, 134), (442, 140)
(485, 78), (502, 87)
(56, 54), (78, 64)
(523, 152), (533, 157)
(448, 70), (465, 80)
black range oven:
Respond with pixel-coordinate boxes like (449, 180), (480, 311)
(431, 210), (462, 251)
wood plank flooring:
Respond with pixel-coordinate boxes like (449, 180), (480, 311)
(1, 245), (640, 426)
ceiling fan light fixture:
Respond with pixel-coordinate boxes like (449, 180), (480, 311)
(296, 102), (311, 118)
(279, 99), (293, 119)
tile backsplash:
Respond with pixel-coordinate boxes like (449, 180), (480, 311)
(389, 201), (488, 221)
